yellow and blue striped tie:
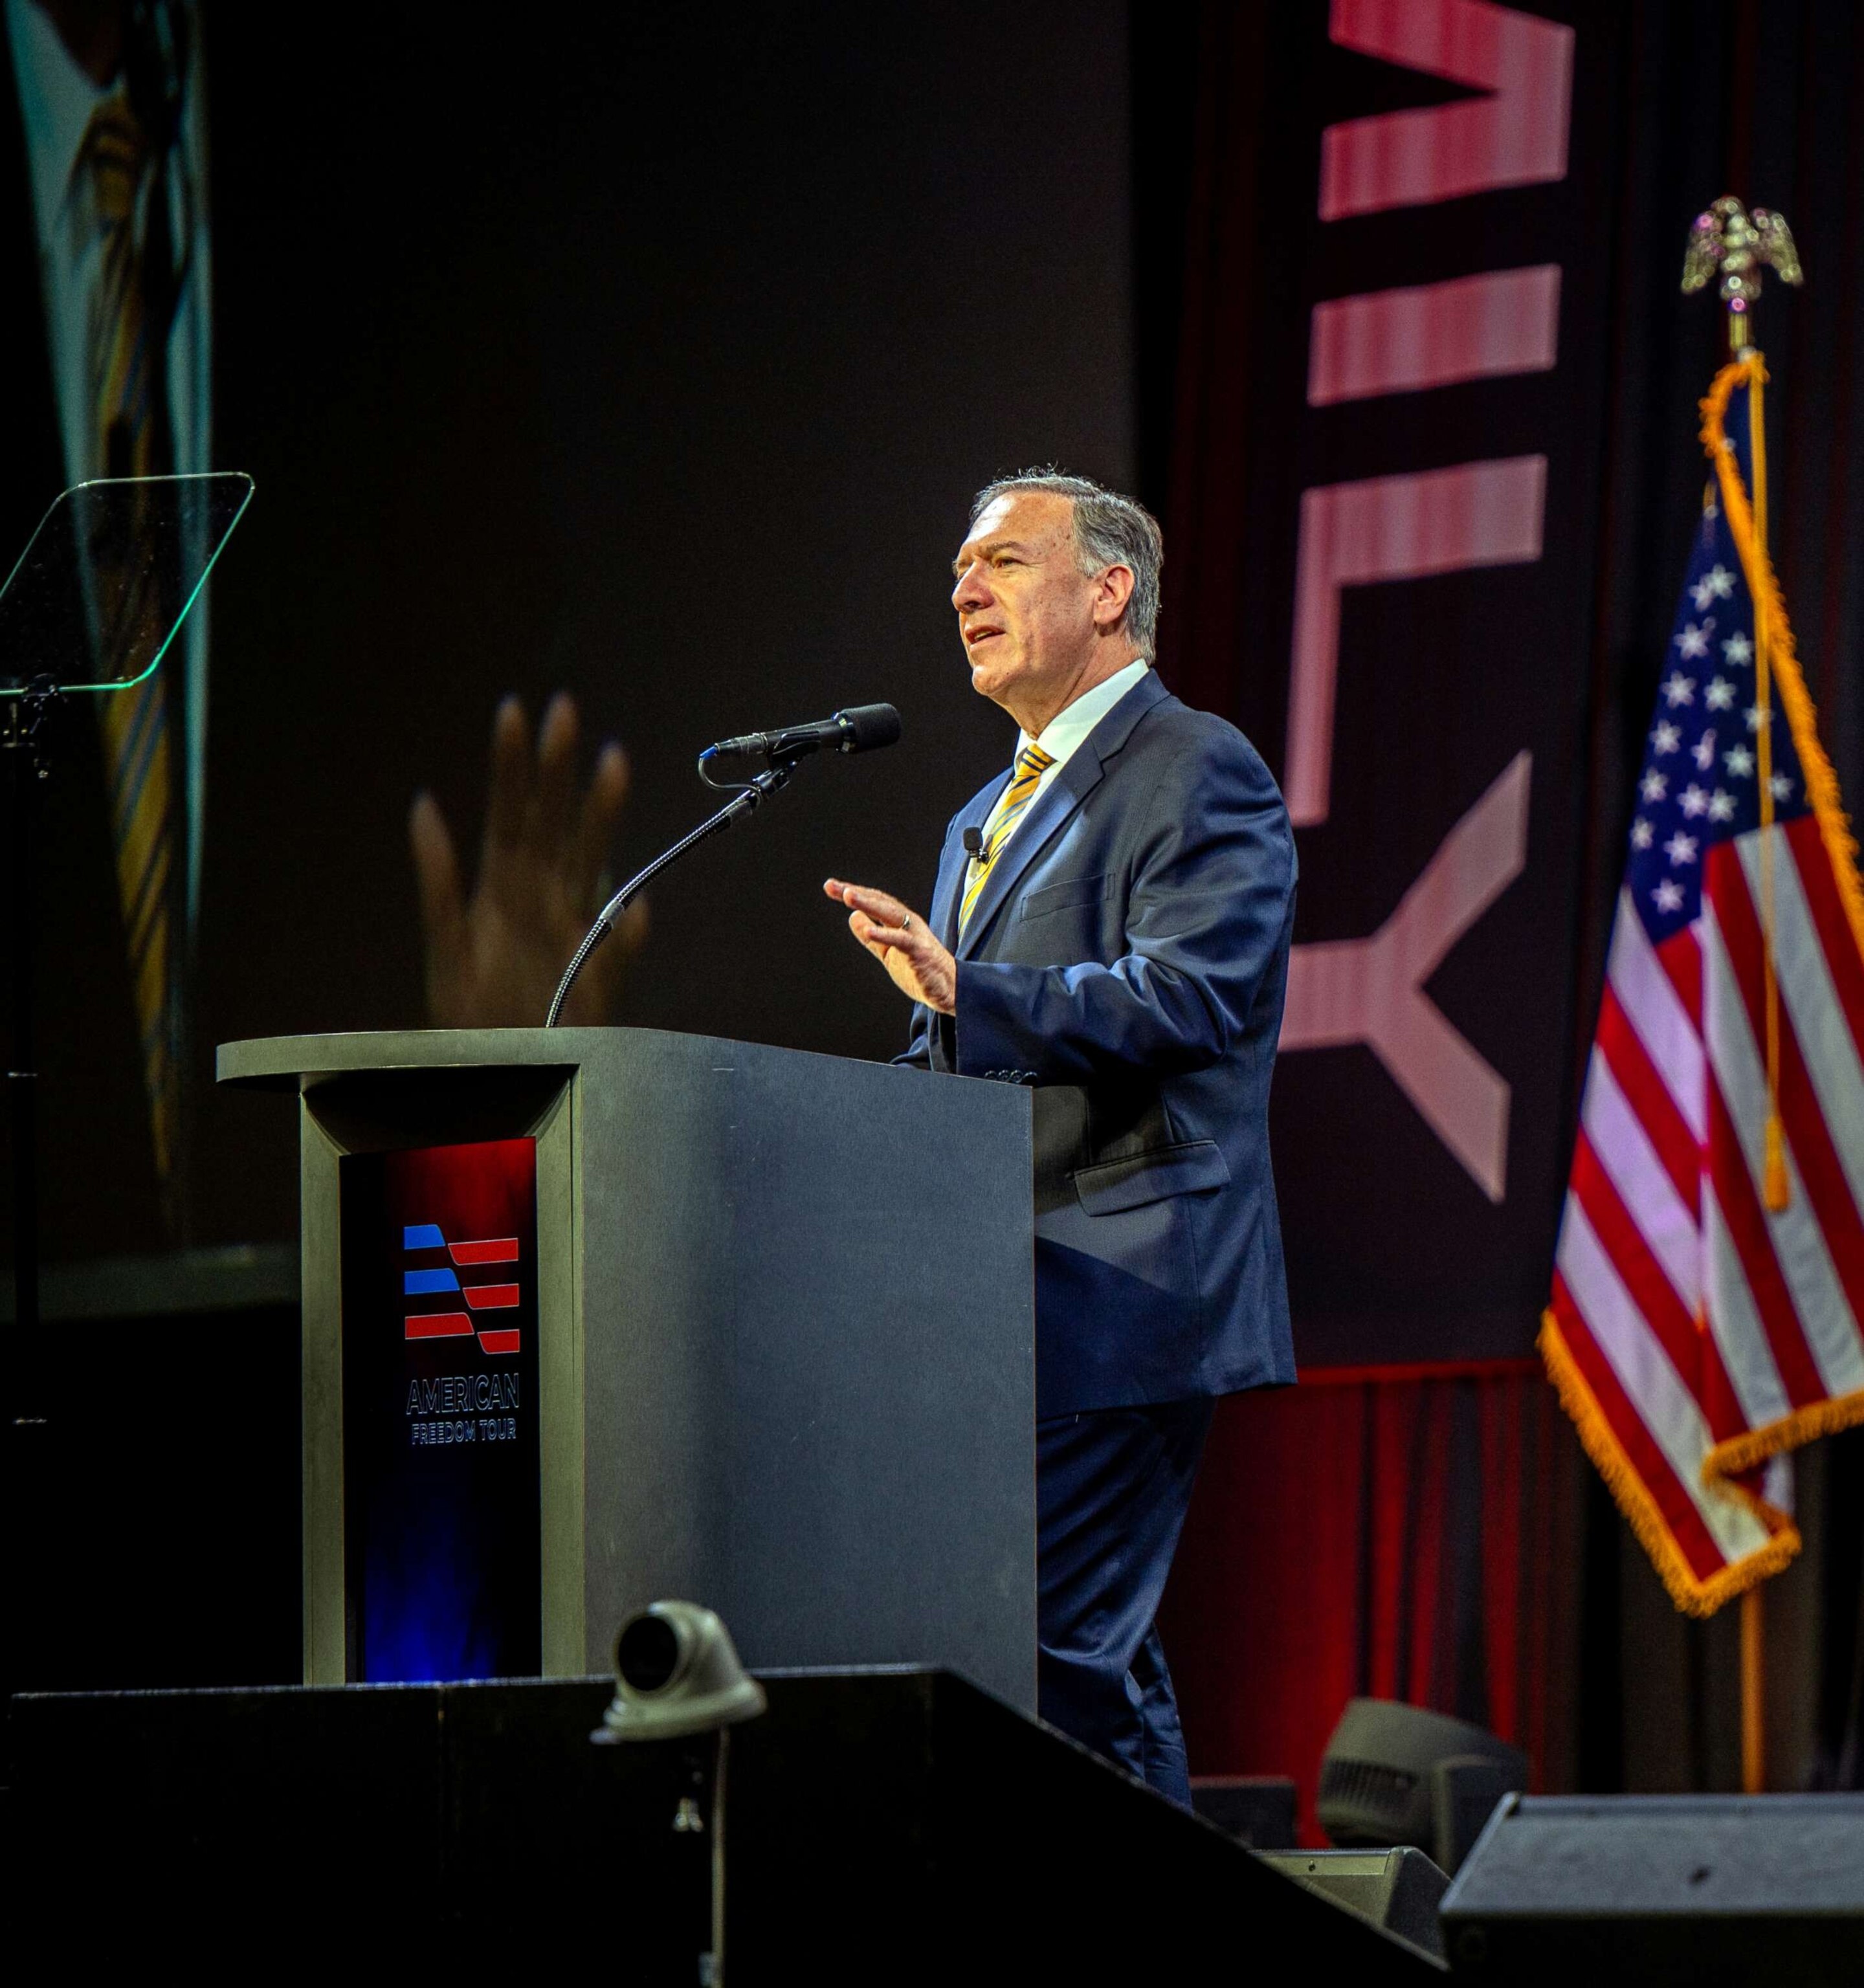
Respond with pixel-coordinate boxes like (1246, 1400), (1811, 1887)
(76, 89), (184, 1199)
(959, 742), (1056, 934)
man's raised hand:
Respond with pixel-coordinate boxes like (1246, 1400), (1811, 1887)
(411, 692), (647, 1028)
(825, 878), (957, 1015)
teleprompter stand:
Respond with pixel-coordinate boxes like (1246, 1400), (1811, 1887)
(1, 473), (251, 1703)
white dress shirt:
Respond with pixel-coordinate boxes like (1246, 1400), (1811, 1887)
(6, 0), (213, 918)
(975, 657), (1153, 863)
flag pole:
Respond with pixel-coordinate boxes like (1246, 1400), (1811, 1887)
(1681, 196), (1805, 1795)
(1739, 325), (1777, 1795)
(1742, 340), (1773, 1795)
(1741, 1586), (1766, 1793)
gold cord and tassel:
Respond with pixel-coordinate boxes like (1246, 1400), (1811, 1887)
(1746, 359), (1790, 1211)
(1683, 198), (1802, 1211)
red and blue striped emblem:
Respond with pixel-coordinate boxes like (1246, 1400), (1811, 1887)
(401, 1222), (522, 1354)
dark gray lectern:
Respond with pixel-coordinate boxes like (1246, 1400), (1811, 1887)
(218, 1029), (1035, 1711)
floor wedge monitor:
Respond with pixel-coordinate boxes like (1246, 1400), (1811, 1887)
(1439, 1792), (1864, 1987)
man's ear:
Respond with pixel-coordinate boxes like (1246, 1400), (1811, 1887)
(1093, 562), (1136, 632)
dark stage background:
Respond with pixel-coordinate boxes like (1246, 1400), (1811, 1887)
(3, 1), (1137, 1263)
(7, 0), (1864, 1833)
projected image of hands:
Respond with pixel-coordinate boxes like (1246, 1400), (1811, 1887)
(409, 693), (647, 1029)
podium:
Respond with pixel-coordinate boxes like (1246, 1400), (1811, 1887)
(218, 1028), (1036, 1711)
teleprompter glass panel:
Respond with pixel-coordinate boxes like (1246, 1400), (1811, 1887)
(0, 472), (252, 695)
(340, 1138), (542, 1683)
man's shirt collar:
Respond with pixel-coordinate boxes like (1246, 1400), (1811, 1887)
(1017, 657), (1152, 774)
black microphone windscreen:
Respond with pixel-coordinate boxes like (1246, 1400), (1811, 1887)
(839, 703), (902, 752)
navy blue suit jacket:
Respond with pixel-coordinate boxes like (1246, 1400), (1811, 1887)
(901, 671), (1298, 1415)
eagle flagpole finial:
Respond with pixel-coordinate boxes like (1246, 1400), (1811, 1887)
(1683, 196), (1804, 351)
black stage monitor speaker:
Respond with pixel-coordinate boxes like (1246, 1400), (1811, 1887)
(1259, 1846), (1450, 1961)
(1319, 1697), (1527, 1873)
(1440, 1792), (1864, 1987)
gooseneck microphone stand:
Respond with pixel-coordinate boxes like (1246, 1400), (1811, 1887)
(546, 760), (792, 1028)
(546, 702), (900, 1024)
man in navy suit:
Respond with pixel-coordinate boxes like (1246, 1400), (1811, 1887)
(827, 471), (1297, 1804)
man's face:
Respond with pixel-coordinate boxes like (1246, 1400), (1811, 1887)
(950, 490), (1100, 712)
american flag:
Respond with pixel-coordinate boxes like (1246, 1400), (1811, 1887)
(1542, 356), (1864, 1615)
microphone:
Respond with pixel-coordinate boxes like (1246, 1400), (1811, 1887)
(962, 826), (987, 863)
(547, 702), (900, 1028)
(700, 702), (900, 770)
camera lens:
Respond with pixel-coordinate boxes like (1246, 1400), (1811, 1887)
(617, 1613), (682, 1692)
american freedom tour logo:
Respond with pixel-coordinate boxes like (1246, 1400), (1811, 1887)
(400, 1222), (524, 1446)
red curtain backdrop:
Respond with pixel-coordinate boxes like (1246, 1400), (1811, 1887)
(1160, 1367), (1582, 1842)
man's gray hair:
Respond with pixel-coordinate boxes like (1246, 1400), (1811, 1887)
(970, 469), (1164, 652)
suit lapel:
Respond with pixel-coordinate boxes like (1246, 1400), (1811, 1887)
(957, 672), (1172, 960)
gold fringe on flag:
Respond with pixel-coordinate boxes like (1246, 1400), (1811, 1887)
(1538, 1312), (1797, 1618)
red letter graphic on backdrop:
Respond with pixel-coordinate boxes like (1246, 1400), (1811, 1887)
(1282, 752), (1531, 1202)
(1307, 265), (1561, 406)
(1284, 456), (1546, 828)
(1275, 0), (1573, 1200)
(1319, 0), (1574, 220)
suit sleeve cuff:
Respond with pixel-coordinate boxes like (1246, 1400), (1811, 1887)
(952, 960), (1040, 1083)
